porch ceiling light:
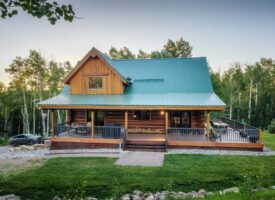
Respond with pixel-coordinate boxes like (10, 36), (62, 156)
(160, 111), (165, 115)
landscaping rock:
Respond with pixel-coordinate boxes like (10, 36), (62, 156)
(52, 196), (61, 200)
(133, 190), (143, 196)
(142, 192), (152, 199)
(84, 197), (97, 200)
(132, 194), (142, 200)
(33, 144), (46, 150)
(270, 185), (275, 190)
(206, 192), (214, 196)
(44, 140), (51, 148)
(222, 187), (240, 194)
(19, 145), (34, 151)
(154, 192), (165, 200)
(144, 194), (154, 200)
(9, 148), (14, 152)
(198, 189), (207, 195)
(121, 194), (130, 200)
(0, 194), (21, 200)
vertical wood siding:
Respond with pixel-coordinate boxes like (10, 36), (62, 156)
(69, 57), (124, 94)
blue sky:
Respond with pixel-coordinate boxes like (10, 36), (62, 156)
(0, 0), (275, 85)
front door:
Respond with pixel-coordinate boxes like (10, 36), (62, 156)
(170, 111), (191, 128)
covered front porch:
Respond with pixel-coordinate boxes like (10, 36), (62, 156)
(48, 108), (264, 151)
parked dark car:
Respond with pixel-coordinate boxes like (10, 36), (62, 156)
(9, 134), (43, 146)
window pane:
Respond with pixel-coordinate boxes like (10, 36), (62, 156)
(88, 77), (103, 89)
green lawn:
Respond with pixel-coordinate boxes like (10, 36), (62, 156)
(1, 155), (275, 200)
(263, 131), (275, 150)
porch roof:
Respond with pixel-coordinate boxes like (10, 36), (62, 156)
(38, 88), (225, 110)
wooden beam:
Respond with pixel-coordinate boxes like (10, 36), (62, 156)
(51, 110), (54, 138)
(207, 111), (210, 141)
(125, 111), (128, 137)
(91, 111), (94, 138)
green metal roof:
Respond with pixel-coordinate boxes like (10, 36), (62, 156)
(38, 49), (225, 108)
(100, 50), (213, 93)
(39, 91), (225, 107)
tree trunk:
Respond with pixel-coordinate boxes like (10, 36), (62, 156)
(248, 78), (253, 122)
(22, 89), (30, 133)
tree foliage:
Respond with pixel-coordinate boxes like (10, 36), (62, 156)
(0, 0), (75, 24)
(0, 50), (71, 136)
(108, 37), (192, 59)
(210, 59), (275, 129)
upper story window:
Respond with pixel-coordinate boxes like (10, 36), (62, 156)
(88, 76), (103, 90)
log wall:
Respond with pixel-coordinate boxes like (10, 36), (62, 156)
(66, 110), (205, 128)
(191, 111), (205, 128)
(104, 111), (166, 129)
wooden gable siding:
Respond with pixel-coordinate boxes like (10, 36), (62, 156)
(105, 111), (166, 129)
(191, 111), (204, 128)
(69, 57), (124, 94)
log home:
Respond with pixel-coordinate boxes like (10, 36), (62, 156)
(38, 48), (263, 151)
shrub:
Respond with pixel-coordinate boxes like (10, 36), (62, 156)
(268, 119), (275, 134)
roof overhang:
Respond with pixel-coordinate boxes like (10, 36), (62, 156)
(38, 104), (225, 111)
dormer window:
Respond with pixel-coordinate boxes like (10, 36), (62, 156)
(88, 76), (103, 90)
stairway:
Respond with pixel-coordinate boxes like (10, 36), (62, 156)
(125, 139), (167, 152)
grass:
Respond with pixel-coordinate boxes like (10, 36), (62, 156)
(263, 131), (275, 150)
(0, 137), (9, 146)
(1, 155), (275, 199)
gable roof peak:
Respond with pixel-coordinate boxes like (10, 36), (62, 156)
(63, 47), (128, 84)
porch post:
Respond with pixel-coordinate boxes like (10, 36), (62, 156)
(165, 111), (169, 139)
(91, 111), (94, 138)
(51, 109), (54, 138)
(165, 111), (169, 129)
(125, 111), (128, 137)
(207, 111), (210, 141)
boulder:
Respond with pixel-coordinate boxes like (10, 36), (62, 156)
(9, 148), (14, 152)
(19, 145), (34, 151)
(206, 192), (214, 196)
(222, 187), (240, 194)
(270, 185), (275, 190)
(84, 197), (97, 200)
(0, 194), (21, 200)
(198, 189), (207, 195)
(142, 192), (152, 199)
(173, 192), (187, 199)
(132, 194), (142, 200)
(44, 140), (51, 148)
(154, 192), (165, 200)
(121, 194), (130, 200)
(144, 194), (154, 200)
(52, 196), (61, 200)
(33, 144), (46, 150)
